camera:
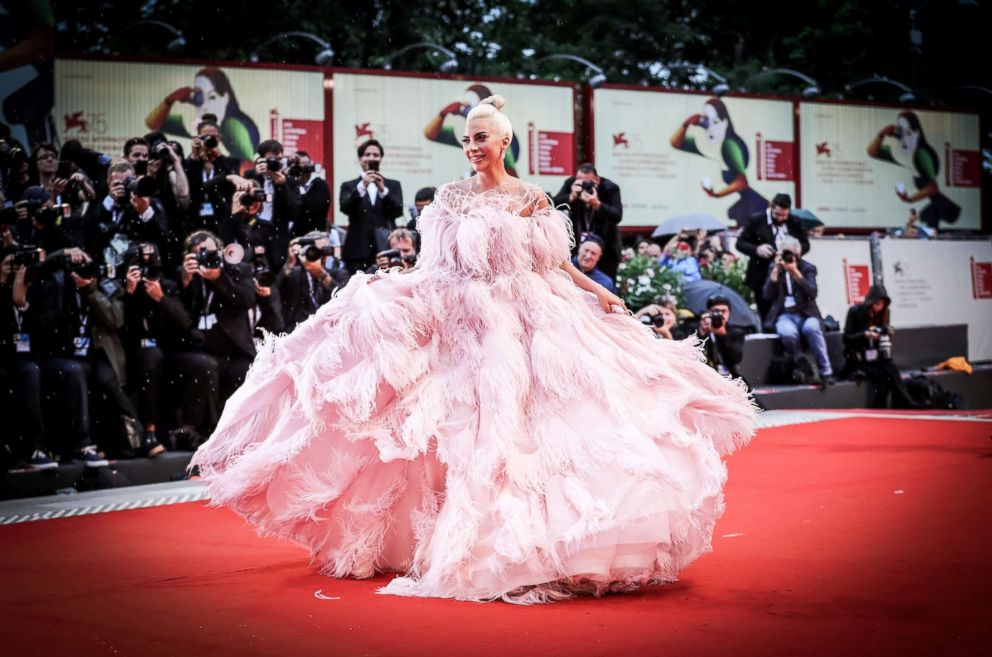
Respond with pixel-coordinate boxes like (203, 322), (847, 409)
(122, 175), (157, 198)
(871, 326), (890, 337)
(35, 205), (69, 227)
(251, 248), (275, 287)
(298, 237), (334, 263)
(240, 189), (267, 207)
(580, 180), (596, 193)
(639, 313), (667, 328)
(68, 260), (110, 279)
(195, 249), (223, 270)
(710, 310), (725, 329)
(264, 156), (282, 173)
(781, 251), (796, 264)
(0, 140), (26, 168)
(200, 134), (218, 150)
(366, 159), (380, 172)
(12, 246), (42, 267)
(287, 162), (315, 178)
(151, 140), (172, 160)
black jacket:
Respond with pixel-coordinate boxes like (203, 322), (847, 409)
(276, 265), (337, 333)
(295, 176), (331, 236)
(120, 276), (193, 352)
(84, 199), (170, 260)
(552, 177), (623, 276)
(183, 156), (240, 232)
(179, 262), (257, 359)
(339, 177), (404, 261)
(701, 326), (746, 379)
(843, 284), (892, 364)
(762, 259), (821, 330)
(243, 169), (301, 238)
(736, 210), (810, 289)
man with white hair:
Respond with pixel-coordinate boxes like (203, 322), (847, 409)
(763, 235), (835, 387)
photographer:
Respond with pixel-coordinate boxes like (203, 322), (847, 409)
(275, 232), (336, 333)
(184, 115), (240, 233)
(842, 285), (917, 408)
(38, 247), (142, 464)
(244, 140), (300, 271)
(552, 163), (623, 279)
(697, 295), (746, 380)
(179, 230), (257, 405)
(368, 228), (418, 274)
(83, 161), (168, 266)
(119, 242), (193, 456)
(736, 193), (809, 324)
(339, 139), (404, 274)
(406, 186), (436, 234)
(635, 297), (686, 341)
(289, 151), (330, 237)
(248, 244), (283, 340)
(201, 173), (258, 250)
(763, 236), (834, 387)
(659, 231), (702, 282)
(0, 250), (58, 469)
(14, 186), (72, 254)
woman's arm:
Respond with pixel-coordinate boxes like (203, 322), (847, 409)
(561, 258), (625, 313)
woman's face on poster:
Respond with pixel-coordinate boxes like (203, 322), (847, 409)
(898, 116), (918, 152)
(195, 75), (230, 121)
(703, 104), (727, 143)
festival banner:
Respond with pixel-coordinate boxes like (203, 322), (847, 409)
(878, 238), (992, 361)
(592, 87), (796, 228)
(54, 59), (326, 169)
(799, 102), (981, 230)
(330, 72), (576, 225)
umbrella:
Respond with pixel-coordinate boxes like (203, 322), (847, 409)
(791, 209), (824, 231)
(682, 279), (761, 331)
(651, 213), (727, 239)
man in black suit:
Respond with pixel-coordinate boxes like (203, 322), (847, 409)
(289, 151), (331, 237)
(762, 236), (834, 387)
(84, 162), (169, 264)
(552, 163), (623, 280)
(244, 140), (300, 272)
(735, 193), (809, 324)
(339, 139), (404, 274)
(183, 115), (240, 235)
(277, 231), (338, 333)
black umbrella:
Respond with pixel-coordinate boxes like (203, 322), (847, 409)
(682, 279), (760, 331)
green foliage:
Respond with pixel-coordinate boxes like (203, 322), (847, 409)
(616, 256), (685, 312)
(700, 257), (754, 306)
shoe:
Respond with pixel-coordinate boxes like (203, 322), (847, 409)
(79, 445), (109, 468)
(820, 375), (837, 389)
(142, 431), (166, 458)
(29, 449), (59, 470)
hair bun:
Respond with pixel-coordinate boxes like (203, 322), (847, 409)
(480, 95), (506, 111)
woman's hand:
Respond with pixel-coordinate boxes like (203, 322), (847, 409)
(595, 287), (627, 314)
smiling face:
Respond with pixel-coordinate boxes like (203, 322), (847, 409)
(577, 240), (603, 272)
(462, 117), (509, 174)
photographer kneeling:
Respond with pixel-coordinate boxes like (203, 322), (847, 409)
(842, 285), (917, 408)
(697, 295), (746, 381)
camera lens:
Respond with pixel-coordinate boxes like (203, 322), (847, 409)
(201, 134), (218, 149)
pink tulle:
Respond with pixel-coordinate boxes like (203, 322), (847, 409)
(191, 185), (757, 603)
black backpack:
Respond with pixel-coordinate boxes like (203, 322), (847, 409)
(905, 375), (962, 410)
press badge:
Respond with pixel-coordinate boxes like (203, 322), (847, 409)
(865, 349), (879, 362)
(14, 333), (30, 353)
(140, 338), (158, 349)
(198, 314), (217, 331)
(784, 295), (797, 309)
(199, 201), (215, 217)
(73, 336), (90, 357)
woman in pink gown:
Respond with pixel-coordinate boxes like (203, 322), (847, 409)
(191, 96), (756, 604)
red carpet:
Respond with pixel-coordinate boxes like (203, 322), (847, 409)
(2, 414), (990, 657)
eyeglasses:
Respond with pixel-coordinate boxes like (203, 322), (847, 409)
(35, 153), (57, 161)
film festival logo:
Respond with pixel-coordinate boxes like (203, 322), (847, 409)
(355, 122), (375, 141)
(815, 141), (832, 158)
(613, 132), (630, 149)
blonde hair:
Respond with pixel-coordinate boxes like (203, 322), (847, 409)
(465, 95), (513, 139)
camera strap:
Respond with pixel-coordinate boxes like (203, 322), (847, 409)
(306, 273), (319, 309)
(12, 306), (30, 353)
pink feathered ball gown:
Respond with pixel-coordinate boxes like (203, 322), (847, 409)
(191, 185), (756, 603)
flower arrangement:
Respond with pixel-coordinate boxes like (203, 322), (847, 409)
(616, 255), (685, 311)
(700, 257), (754, 305)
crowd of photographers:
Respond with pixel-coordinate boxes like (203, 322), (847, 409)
(0, 122), (925, 474)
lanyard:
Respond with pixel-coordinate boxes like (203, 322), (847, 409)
(785, 273), (794, 296)
(75, 291), (90, 336)
(202, 166), (215, 183)
(12, 306), (24, 332)
(200, 279), (215, 318)
(306, 272), (319, 309)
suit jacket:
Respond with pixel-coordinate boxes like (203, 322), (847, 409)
(243, 169), (301, 238)
(276, 265), (337, 333)
(762, 259), (821, 330)
(552, 177), (623, 276)
(84, 200), (169, 261)
(295, 176), (331, 236)
(339, 177), (404, 261)
(183, 156), (240, 232)
(736, 210), (810, 289)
